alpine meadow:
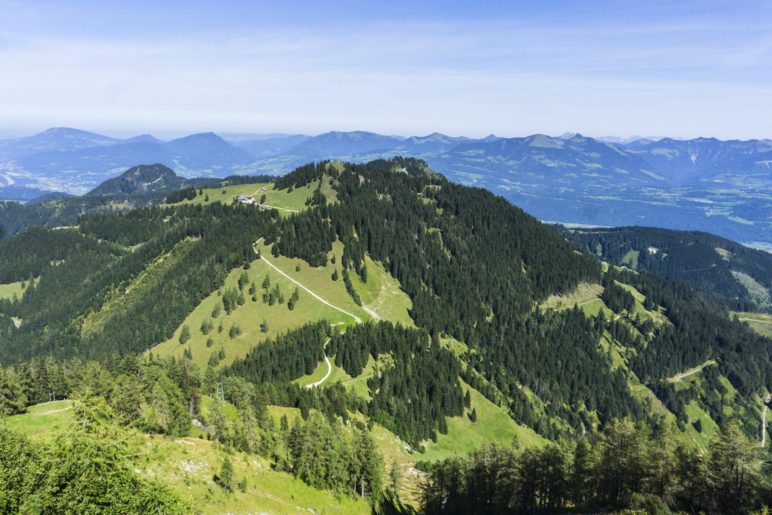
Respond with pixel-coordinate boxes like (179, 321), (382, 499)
(1, 1), (772, 514)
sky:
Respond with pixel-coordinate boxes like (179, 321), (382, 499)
(1, 0), (771, 139)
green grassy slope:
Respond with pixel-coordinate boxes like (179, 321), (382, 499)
(539, 281), (603, 311)
(347, 254), (414, 326)
(149, 256), (356, 368)
(4, 402), (368, 515)
(420, 384), (545, 462)
(0, 277), (38, 302)
(150, 240), (414, 371)
(4, 400), (75, 441)
(732, 311), (772, 338)
(166, 180), (318, 215)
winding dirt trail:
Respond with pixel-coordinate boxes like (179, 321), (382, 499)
(254, 239), (363, 389)
(253, 239), (362, 324)
(667, 359), (717, 383)
(260, 204), (299, 213)
(307, 339), (333, 389)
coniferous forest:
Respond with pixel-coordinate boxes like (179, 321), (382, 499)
(0, 158), (770, 513)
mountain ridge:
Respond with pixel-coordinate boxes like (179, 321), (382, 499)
(86, 163), (186, 197)
(1, 128), (771, 246)
(0, 157), (769, 513)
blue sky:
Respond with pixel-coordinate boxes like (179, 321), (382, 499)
(1, 0), (771, 139)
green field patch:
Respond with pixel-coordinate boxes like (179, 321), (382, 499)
(318, 173), (338, 204)
(419, 383), (545, 463)
(579, 297), (614, 318)
(622, 249), (639, 269)
(257, 240), (370, 323)
(540, 282), (603, 311)
(266, 405), (302, 427)
(440, 336), (470, 358)
(347, 254), (414, 326)
(733, 311), (772, 338)
(298, 355), (358, 392)
(4, 400), (74, 441)
(731, 271), (771, 307)
(337, 354), (396, 400)
(616, 281), (669, 326)
(0, 277), (39, 302)
(150, 257), (356, 369)
(667, 359), (717, 384)
(152, 238), (407, 368)
(600, 332), (629, 370)
(683, 401), (719, 448)
(167, 180), (318, 216)
(293, 354), (334, 387)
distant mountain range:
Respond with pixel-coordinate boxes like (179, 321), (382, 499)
(0, 128), (253, 196)
(1, 127), (770, 245)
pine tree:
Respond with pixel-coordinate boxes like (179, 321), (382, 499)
(708, 424), (759, 513)
(217, 456), (234, 492)
(0, 367), (26, 415)
(178, 325), (191, 344)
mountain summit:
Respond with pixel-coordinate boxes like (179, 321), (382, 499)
(86, 164), (184, 197)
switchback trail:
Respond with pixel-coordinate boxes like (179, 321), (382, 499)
(307, 338), (332, 389)
(254, 238), (362, 389)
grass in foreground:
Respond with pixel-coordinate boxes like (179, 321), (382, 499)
(5, 401), (368, 515)
(4, 400), (74, 441)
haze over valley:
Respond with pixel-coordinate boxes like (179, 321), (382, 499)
(1, 127), (770, 247)
(1, 1), (771, 514)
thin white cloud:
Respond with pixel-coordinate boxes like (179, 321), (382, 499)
(0, 14), (770, 138)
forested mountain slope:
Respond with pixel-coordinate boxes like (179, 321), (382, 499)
(4, 128), (772, 246)
(564, 225), (772, 309)
(0, 158), (770, 513)
(0, 166), (270, 240)
(86, 163), (197, 197)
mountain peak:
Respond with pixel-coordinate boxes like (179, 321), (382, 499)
(86, 163), (181, 197)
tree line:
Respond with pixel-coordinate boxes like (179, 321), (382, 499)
(422, 418), (772, 514)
